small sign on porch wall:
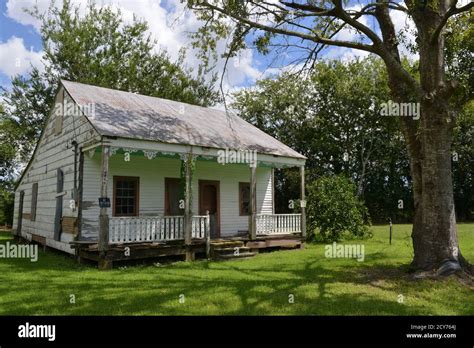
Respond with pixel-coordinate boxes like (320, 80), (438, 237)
(69, 199), (76, 212)
(98, 197), (111, 208)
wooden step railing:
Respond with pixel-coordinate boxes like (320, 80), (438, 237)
(256, 214), (302, 235)
(109, 215), (209, 244)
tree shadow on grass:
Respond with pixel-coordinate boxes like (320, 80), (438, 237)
(0, 258), (438, 315)
(0, 268), (426, 316)
(1, 237), (472, 316)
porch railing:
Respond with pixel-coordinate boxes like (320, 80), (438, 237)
(256, 214), (302, 236)
(109, 215), (209, 244)
(191, 215), (209, 239)
(109, 213), (299, 243)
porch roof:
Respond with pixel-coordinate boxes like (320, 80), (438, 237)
(62, 80), (306, 160)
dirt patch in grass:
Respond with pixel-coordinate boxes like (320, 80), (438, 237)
(359, 266), (412, 282)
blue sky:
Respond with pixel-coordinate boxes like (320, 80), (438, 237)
(0, 1), (43, 87)
(0, 2), (41, 49)
(0, 0), (417, 94)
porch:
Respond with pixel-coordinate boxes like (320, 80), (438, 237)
(73, 212), (303, 266)
(78, 139), (306, 268)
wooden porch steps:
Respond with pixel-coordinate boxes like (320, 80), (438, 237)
(216, 252), (257, 261)
(210, 240), (245, 247)
(210, 241), (256, 260)
(246, 238), (302, 249)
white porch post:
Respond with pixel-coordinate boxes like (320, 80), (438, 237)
(205, 211), (211, 259)
(271, 168), (275, 214)
(183, 153), (194, 261)
(300, 166), (306, 239)
(249, 165), (257, 240)
(98, 145), (111, 270)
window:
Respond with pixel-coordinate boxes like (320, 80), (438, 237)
(239, 182), (250, 216)
(113, 177), (139, 216)
(31, 183), (38, 221)
(165, 178), (183, 216)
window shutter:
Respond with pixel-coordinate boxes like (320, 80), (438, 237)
(54, 90), (64, 135)
(54, 169), (64, 241)
(31, 183), (38, 221)
(239, 182), (250, 216)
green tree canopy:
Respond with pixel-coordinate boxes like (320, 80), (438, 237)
(33, 0), (218, 106)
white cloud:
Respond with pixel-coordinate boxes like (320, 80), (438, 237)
(0, 36), (43, 77)
(108, 1), (265, 92)
(323, 46), (370, 61)
(5, 0), (263, 94)
(5, 0), (48, 30)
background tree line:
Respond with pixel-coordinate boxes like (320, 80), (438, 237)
(232, 52), (473, 225)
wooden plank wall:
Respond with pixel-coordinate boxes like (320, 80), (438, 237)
(12, 89), (99, 254)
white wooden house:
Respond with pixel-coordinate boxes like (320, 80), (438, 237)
(12, 80), (307, 268)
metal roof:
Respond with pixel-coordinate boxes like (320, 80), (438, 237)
(61, 80), (306, 160)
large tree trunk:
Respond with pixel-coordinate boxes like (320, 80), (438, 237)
(393, 85), (469, 275)
(379, 0), (472, 276)
(411, 99), (459, 271)
(397, 2), (472, 275)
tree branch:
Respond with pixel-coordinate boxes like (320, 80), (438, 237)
(331, 0), (384, 46)
(196, 1), (377, 53)
(431, 0), (474, 44)
(192, 0), (422, 96)
(280, 1), (337, 16)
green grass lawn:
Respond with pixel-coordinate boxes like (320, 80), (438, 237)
(0, 224), (472, 315)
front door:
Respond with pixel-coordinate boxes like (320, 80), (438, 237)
(199, 180), (220, 239)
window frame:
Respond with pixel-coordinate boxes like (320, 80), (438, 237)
(239, 182), (250, 216)
(112, 176), (140, 217)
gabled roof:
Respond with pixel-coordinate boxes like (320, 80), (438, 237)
(61, 80), (306, 159)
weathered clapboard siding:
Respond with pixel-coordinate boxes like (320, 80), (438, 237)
(81, 154), (273, 239)
(12, 88), (99, 253)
